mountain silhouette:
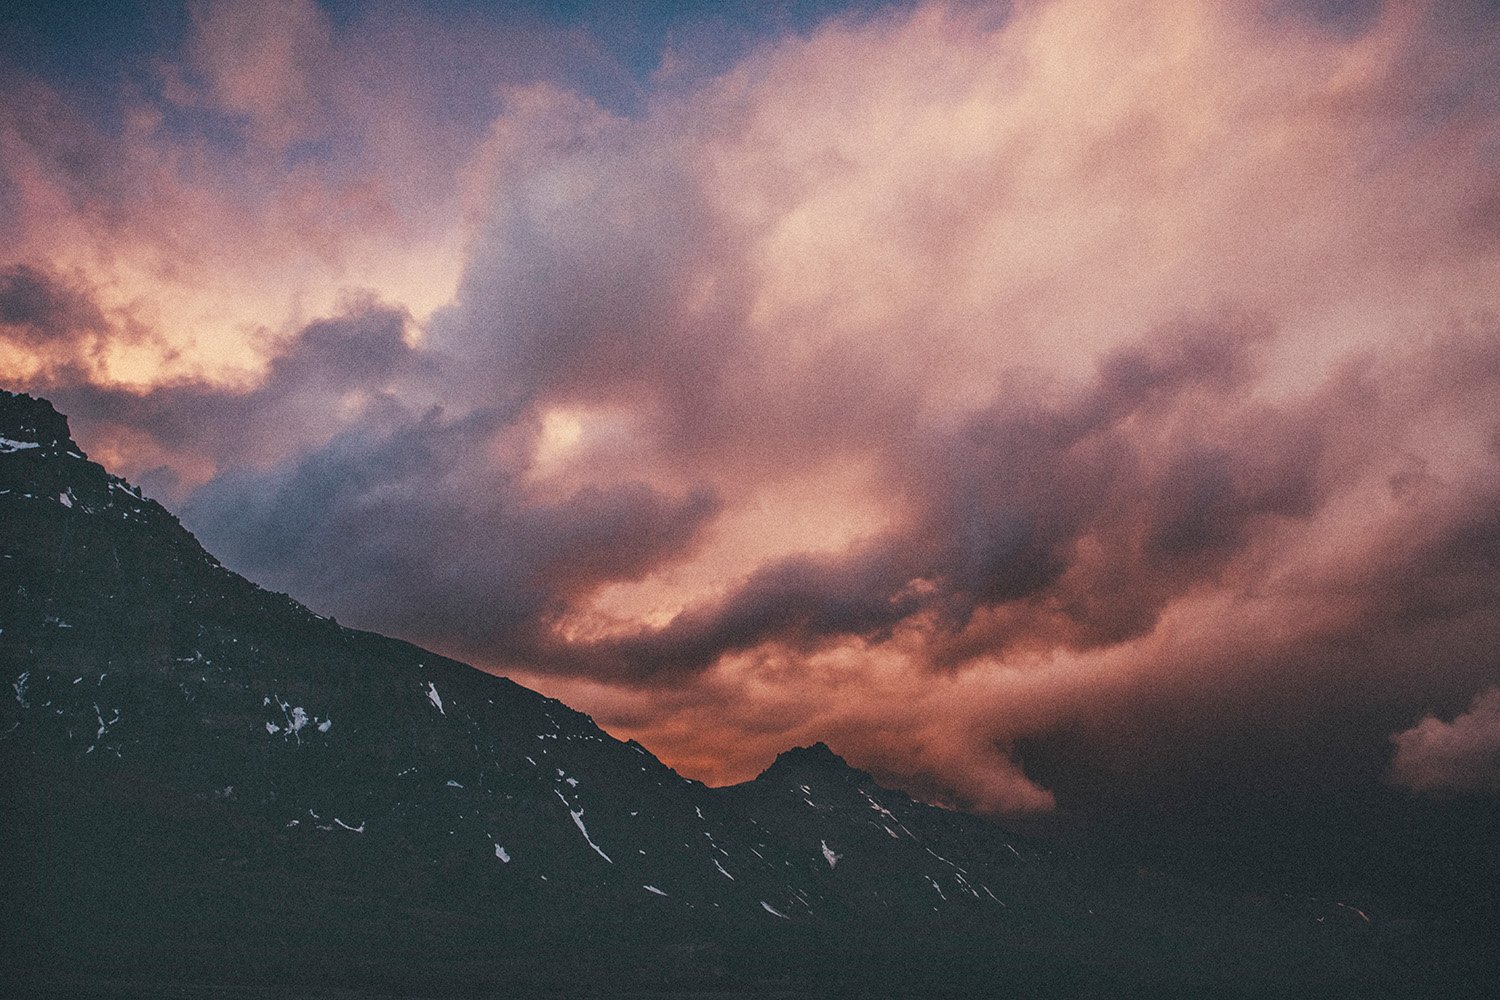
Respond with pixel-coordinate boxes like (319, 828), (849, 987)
(0, 389), (1474, 998)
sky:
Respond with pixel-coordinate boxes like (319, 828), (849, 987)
(3, 0), (1499, 875)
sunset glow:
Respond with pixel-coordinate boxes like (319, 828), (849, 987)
(5, 0), (1499, 819)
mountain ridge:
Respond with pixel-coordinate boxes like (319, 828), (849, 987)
(0, 388), (1474, 998)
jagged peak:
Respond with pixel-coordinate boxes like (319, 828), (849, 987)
(757, 741), (869, 783)
(0, 389), (80, 456)
(1, 389), (187, 536)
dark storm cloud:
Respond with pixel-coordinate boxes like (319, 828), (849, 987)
(182, 402), (721, 662)
(37, 301), (432, 477)
(987, 322), (1500, 814)
(526, 315), (1313, 681)
(543, 541), (927, 681)
(0, 263), (108, 345)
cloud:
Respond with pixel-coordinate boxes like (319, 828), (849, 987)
(1390, 688), (1500, 795)
(181, 402), (722, 666)
(0, 0), (636, 389)
(6, 0), (1500, 826)
(0, 263), (108, 346)
(519, 313), (1288, 683)
(173, 0), (333, 151)
(29, 298), (432, 492)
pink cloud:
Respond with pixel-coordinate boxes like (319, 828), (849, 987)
(1390, 688), (1500, 795)
(7, 0), (1500, 820)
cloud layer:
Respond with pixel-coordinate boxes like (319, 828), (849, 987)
(5, 0), (1500, 827)
(1391, 687), (1500, 795)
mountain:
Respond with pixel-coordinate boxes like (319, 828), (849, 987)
(0, 390), (1478, 998)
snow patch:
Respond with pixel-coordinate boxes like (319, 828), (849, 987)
(317, 718), (332, 733)
(644, 885), (667, 896)
(333, 818), (364, 833)
(554, 790), (611, 862)
(924, 846), (966, 874)
(58, 490), (73, 508)
(494, 843), (511, 862)
(760, 901), (790, 919)
(714, 858), (735, 880)
(93, 703), (119, 739)
(426, 682), (444, 714)
(0, 437), (40, 453)
(821, 840), (841, 868)
(267, 695), (309, 743)
(863, 792), (916, 838)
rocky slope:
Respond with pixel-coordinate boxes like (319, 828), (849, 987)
(0, 390), (1456, 998)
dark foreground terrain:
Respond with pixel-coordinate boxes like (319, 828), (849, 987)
(0, 390), (1489, 998)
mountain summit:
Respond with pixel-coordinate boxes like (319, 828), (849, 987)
(0, 390), (1447, 997)
(759, 740), (861, 778)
